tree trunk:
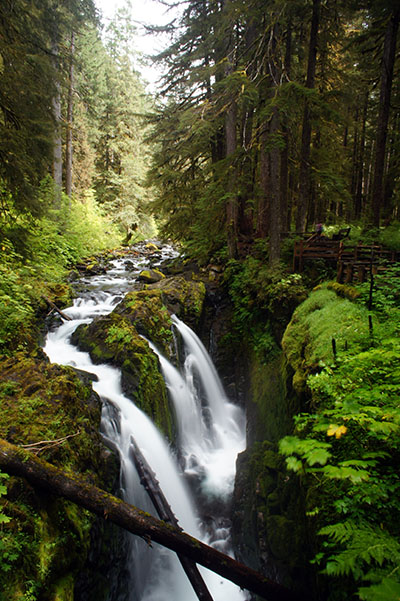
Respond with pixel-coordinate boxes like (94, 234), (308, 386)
(295, 0), (320, 233)
(354, 90), (368, 219)
(280, 22), (292, 233)
(224, 0), (238, 259)
(52, 37), (63, 201)
(383, 111), (399, 221)
(226, 98), (238, 258)
(0, 438), (303, 601)
(269, 104), (281, 265)
(371, 7), (400, 227)
(65, 31), (75, 198)
(258, 120), (270, 239)
(129, 438), (213, 601)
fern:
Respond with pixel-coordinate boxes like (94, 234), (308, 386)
(320, 521), (400, 583)
(358, 577), (400, 601)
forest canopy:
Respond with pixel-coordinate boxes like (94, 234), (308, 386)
(148, 0), (400, 262)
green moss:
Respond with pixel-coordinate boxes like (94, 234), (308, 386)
(326, 281), (360, 301)
(116, 289), (173, 354)
(73, 313), (173, 439)
(52, 574), (75, 601)
(233, 441), (312, 590)
(282, 286), (370, 393)
(139, 269), (165, 283)
(0, 352), (109, 601)
(147, 276), (206, 328)
(249, 352), (300, 444)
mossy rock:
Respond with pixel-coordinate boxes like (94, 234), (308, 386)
(145, 242), (159, 252)
(248, 352), (301, 444)
(327, 281), (360, 301)
(147, 275), (206, 329)
(138, 269), (165, 283)
(114, 289), (173, 356)
(0, 353), (104, 472)
(282, 286), (370, 393)
(0, 352), (113, 601)
(233, 441), (316, 595)
(266, 515), (297, 561)
(44, 282), (74, 309)
(72, 313), (173, 439)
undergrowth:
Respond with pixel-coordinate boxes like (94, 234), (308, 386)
(224, 253), (307, 362)
(0, 181), (121, 354)
(279, 265), (400, 600)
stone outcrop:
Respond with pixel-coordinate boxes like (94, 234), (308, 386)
(0, 351), (116, 601)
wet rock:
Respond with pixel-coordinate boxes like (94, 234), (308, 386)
(137, 268), (165, 283)
(0, 352), (113, 600)
(71, 313), (173, 440)
(124, 260), (136, 271)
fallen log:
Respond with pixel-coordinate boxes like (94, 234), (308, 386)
(0, 438), (303, 601)
(41, 295), (72, 321)
(129, 437), (214, 601)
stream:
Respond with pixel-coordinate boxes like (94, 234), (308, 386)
(43, 242), (249, 601)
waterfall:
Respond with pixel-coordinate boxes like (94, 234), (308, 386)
(43, 245), (249, 601)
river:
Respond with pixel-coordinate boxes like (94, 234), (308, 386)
(43, 242), (249, 601)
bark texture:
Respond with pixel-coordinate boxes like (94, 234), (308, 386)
(371, 8), (400, 227)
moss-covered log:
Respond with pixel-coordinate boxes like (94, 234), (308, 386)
(0, 438), (303, 601)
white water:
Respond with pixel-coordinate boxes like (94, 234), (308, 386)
(43, 244), (248, 601)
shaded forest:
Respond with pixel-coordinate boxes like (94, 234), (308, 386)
(0, 2), (400, 601)
(149, 0), (400, 263)
(1, 0), (399, 265)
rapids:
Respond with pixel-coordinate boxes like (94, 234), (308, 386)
(43, 243), (248, 601)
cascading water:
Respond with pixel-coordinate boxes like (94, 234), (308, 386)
(43, 244), (249, 601)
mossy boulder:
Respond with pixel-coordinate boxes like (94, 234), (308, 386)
(137, 269), (165, 283)
(282, 286), (369, 395)
(114, 289), (173, 356)
(0, 352), (114, 601)
(147, 275), (206, 329)
(72, 313), (173, 439)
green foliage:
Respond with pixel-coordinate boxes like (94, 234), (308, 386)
(105, 323), (133, 347)
(0, 182), (120, 353)
(357, 264), (400, 320)
(0, 471), (10, 526)
(224, 254), (307, 360)
(380, 223), (400, 251)
(280, 278), (400, 600)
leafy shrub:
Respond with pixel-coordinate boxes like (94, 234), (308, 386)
(224, 256), (307, 361)
(380, 222), (400, 251)
(0, 182), (121, 353)
(279, 280), (400, 600)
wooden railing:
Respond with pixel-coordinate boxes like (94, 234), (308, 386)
(293, 236), (399, 282)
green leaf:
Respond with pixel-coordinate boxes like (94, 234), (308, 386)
(358, 577), (400, 601)
(286, 456), (303, 472)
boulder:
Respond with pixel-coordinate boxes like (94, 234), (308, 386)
(0, 352), (115, 601)
(137, 269), (165, 283)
